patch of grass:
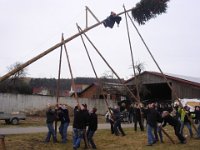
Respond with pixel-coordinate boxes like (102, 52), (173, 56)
(3, 127), (200, 150)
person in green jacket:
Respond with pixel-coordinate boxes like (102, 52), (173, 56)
(178, 106), (194, 138)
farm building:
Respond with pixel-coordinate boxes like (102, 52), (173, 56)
(125, 71), (200, 103)
(71, 82), (127, 102)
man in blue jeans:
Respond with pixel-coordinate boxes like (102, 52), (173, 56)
(144, 103), (159, 146)
(179, 106), (193, 138)
(45, 104), (57, 143)
(87, 107), (98, 149)
(58, 104), (70, 143)
(112, 106), (126, 136)
(73, 105), (85, 150)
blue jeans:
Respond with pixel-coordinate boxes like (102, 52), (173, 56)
(45, 123), (57, 142)
(113, 119), (125, 136)
(73, 128), (84, 148)
(147, 124), (155, 144)
(87, 130), (96, 149)
(180, 121), (193, 137)
(59, 122), (69, 143)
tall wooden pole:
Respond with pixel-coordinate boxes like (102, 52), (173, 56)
(0, 8), (132, 83)
(54, 34), (63, 136)
(123, 5), (140, 102)
(62, 36), (80, 106)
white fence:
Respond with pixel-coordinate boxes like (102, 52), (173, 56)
(0, 93), (117, 115)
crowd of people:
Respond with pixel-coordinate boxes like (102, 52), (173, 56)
(106, 101), (200, 146)
(44, 100), (200, 149)
(44, 103), (97, 150)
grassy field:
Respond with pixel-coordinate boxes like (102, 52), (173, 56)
(2, 127), (200, 150)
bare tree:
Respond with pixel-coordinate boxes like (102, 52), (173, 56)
(135, 61), (145, 75)
(129, 61), (145, 76)
(7, 62), (28, 80)
(101, 70), (114, 79)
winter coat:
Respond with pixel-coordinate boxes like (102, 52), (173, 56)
(88, 112), (98, 131)
(73, 108), (85, 129)
(46, 108), (56, 124)
(58, 108), (70, 124)
(162, 114), (180, 127)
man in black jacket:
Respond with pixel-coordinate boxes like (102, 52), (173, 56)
(87, 107), (98, 149)
(112, 106), (126, 136)
(82, 104), (90, 149)
(73, 105), (85, 150)
(162, 111), (186, 144)
(134, 103), (144, 131)
(58, 104), (70, 143)
(144, 103), (159, 146)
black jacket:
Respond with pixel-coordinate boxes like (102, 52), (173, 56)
(103, 15), (122, 28)
(145, 108), (159, 128)
(83, 109), (90, 128)
(73, 108), (85, 129)
(162, 114), (180, 127)
(111, 108), (121, 121)
(46, 108), (56, 124)
(58, 108), (70, 124)
(134, 107), (142, 119)
(88, 112), (98, 131)
(194, 109), (200, 121)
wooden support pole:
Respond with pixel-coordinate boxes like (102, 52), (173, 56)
(62, 36), (79, 106)
(85, 6), (100, 23)
(86, 6), (88, 28)
(54, 34), (63, 136)
(161, 127), (175, 144)
(76, 24), (98, 78)
(123, 5), (140, 101)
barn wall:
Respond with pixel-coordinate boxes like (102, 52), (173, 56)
(0, 93), (117, 115)
(171, 81), (200, 99)
(127, 73), (200, 100)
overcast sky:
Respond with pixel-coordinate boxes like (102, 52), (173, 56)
(0, 0), (200, 80)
